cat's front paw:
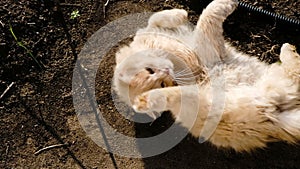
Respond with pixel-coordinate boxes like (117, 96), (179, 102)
(148, 9), (188, 28)
(214, 0), (238, 6)
(133, 89), (168, 113)
(163, 9), (188, 22)
(208, 0), (238, 17)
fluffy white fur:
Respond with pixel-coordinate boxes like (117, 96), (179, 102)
(113, 0), (300, 152)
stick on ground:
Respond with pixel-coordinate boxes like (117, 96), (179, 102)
(34, 143), (69, 155)
(103, 0), (110, 19)
(0, 82), (15, 100)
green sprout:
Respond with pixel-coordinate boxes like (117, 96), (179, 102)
(9, 25), (43, 69)
(70, 9), (80, 19)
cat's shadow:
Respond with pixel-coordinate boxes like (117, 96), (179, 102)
(135, 112), (300, 169)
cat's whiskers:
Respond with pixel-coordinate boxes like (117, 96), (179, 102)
(175, 68), (191, 74)
(175, 68), (196, 74)
(174, 78), (192, 81)
(175, 70), (195, 75)
(175, 72), (197, 78)
(175, 68), (199, 77)
(174, 69), (199, 85)
(175, 79), (196, 85)
(175, 74), (195, 78)
(174, 80), (192, 85)
(175, 80), (191, 83)
(174, 77), (195, 82)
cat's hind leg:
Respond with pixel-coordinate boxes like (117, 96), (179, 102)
(147, 9), (188, 29)
(194, 0), (238, 66)
(279, 43), (300, 78)
(280, 43), (300, 65)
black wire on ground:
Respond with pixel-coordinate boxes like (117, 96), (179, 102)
(189, 0), (300, 28)
(237, 1), (300, 28)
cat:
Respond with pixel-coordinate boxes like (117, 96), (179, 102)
(113, 0), (300, 152)
(114, 0), (238, 105)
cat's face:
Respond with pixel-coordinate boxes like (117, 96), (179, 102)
(114, 51), (177, 105)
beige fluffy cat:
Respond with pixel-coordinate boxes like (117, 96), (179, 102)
(113, 0), (300, 152)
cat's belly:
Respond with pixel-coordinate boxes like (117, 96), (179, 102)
(209, 63), (266, 88)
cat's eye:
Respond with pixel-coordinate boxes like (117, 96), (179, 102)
(146, 67), (155, 74)
(161, 82), (166, 88)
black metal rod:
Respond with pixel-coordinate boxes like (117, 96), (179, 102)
(238, 1), (300, 27)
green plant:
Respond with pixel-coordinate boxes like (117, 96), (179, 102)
(9, 25), (43, 69)
(70, 9), (80, 19)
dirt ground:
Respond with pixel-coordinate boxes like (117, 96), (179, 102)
(1, 0), (300, 168)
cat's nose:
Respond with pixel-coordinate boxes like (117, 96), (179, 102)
(162, 68), (170, 74)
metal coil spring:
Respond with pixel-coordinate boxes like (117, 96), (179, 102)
(238, 1), (300, 27)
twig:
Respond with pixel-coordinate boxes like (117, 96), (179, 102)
(103, 0), (110, 19)
(34, 143), (69, 155)
(0, 20), (4, 27)
(0, 82), (15, 100)
(5, 145), (9, 155)
(60, 3), (81, 7)
(261, 44), (280, 61)
(104, 0), (110, 7)
(163, 4), (175, 9)
(32, 37), (44, 49)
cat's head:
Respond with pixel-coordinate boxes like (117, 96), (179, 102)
(114, 49), (177, 105)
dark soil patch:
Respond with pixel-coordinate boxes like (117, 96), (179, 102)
(1, 0), (300, 168)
